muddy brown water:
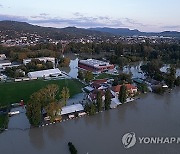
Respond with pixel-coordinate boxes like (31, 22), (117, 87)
(0, 88), (180, 154)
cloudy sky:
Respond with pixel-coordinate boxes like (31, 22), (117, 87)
(0, 0), (180, 32)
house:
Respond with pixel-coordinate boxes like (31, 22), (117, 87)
(90, 79), (109, 90)
(27, 68), (62, 79)
(0, 60), (12, 70)
(91, 79), (108, 85)
(88, 90), (106, 102)
(111, 84), (138, 96)
(88, 89), (115, 102)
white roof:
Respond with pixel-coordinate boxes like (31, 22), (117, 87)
(23, 57), (55, 61)
(28, 68), (61, 78)
(61, 104), (84, 115)
(84, 86), (94, 92)
(79, 59), (111, 68)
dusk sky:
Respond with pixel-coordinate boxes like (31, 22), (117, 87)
(0, 0), (180, 32)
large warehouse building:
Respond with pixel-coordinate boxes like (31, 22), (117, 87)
(28, 68), (61, 79)
(78, 59), (114, 73)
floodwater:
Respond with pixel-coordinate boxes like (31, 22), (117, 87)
(62, 56), (180, 80)
(0, 88), (180, 154)
(122, 61), (146, 79)
(160, 64), (180, 77)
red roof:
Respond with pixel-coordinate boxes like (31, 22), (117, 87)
(112, 84), (137, 93)
(92, 79), (108, 84)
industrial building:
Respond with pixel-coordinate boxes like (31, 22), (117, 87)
(27, 68), (61, 79)
(23, 57), (56, 68)
(78, 59), (114, 73)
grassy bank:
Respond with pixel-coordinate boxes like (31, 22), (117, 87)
(0, 114), (8, 132)
(0, 79), (84, 106)
(95, 73), (118, 79)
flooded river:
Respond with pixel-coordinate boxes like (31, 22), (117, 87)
(0, 88), (180, 154)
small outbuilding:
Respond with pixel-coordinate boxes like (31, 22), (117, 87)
(60, 104), (84, 116)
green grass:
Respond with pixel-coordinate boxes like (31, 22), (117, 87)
(0, 114), (8, 131)
(95, 73), (118, 79)
(0, 79), (84, 106)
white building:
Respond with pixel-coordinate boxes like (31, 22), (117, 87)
(0, 74), (7, 81)
(0, 60), (12, 69)
(0, 54), (6, 60)
(60, 104), (84, 115)
(28, 68), (61, 79)
(23, 57), (56, 68)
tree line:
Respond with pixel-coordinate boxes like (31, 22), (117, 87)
(26, 84), (69, 126)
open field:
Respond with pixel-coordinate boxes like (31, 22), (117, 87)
(0, 79), (84, 106)
(95, 73), (118, 79)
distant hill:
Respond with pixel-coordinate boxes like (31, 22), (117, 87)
(89, 27), (180, 37)
(89, 27), (141, 36)
(0, 21), (111, 40)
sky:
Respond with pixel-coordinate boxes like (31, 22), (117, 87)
(0, 0), (180, 32)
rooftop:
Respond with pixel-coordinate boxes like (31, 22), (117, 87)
(79, 59), (112, 68)
(28, 68), (61, 78)
(0, 60), (11, 64)
(61, 104), (84, 115)
(112, 84), (137, 93)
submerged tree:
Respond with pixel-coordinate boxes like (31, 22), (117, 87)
(26, 92), (42, 126)
(96, 91), (103, 112)
(45, 101), (62, 122)
(26, 84), (65, 126)
(104, 90), (112, 110)
(118, 85), (127, 104)
(68, 142), (77, 154)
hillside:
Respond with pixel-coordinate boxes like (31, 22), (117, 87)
(0, 21), (111, 40)
(0, 21), (180, 40)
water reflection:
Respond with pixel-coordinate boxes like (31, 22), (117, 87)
(29, 127), (45, 150)
(45, 124), (64, 141)
(103, 110), (111, 127)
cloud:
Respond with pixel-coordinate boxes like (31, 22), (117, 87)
(161, 25), (180, 30)
(39, 13), (49, 16)
(123, 18), (148, 27)
(28, 13), (125, 28)
(0, 13), (145, 29)
(0, 14), (28, 22)
(0, 13), (172, 32)
(0, 4), (3, 8)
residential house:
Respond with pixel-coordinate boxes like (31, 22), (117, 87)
(111, 84), (138, 97)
